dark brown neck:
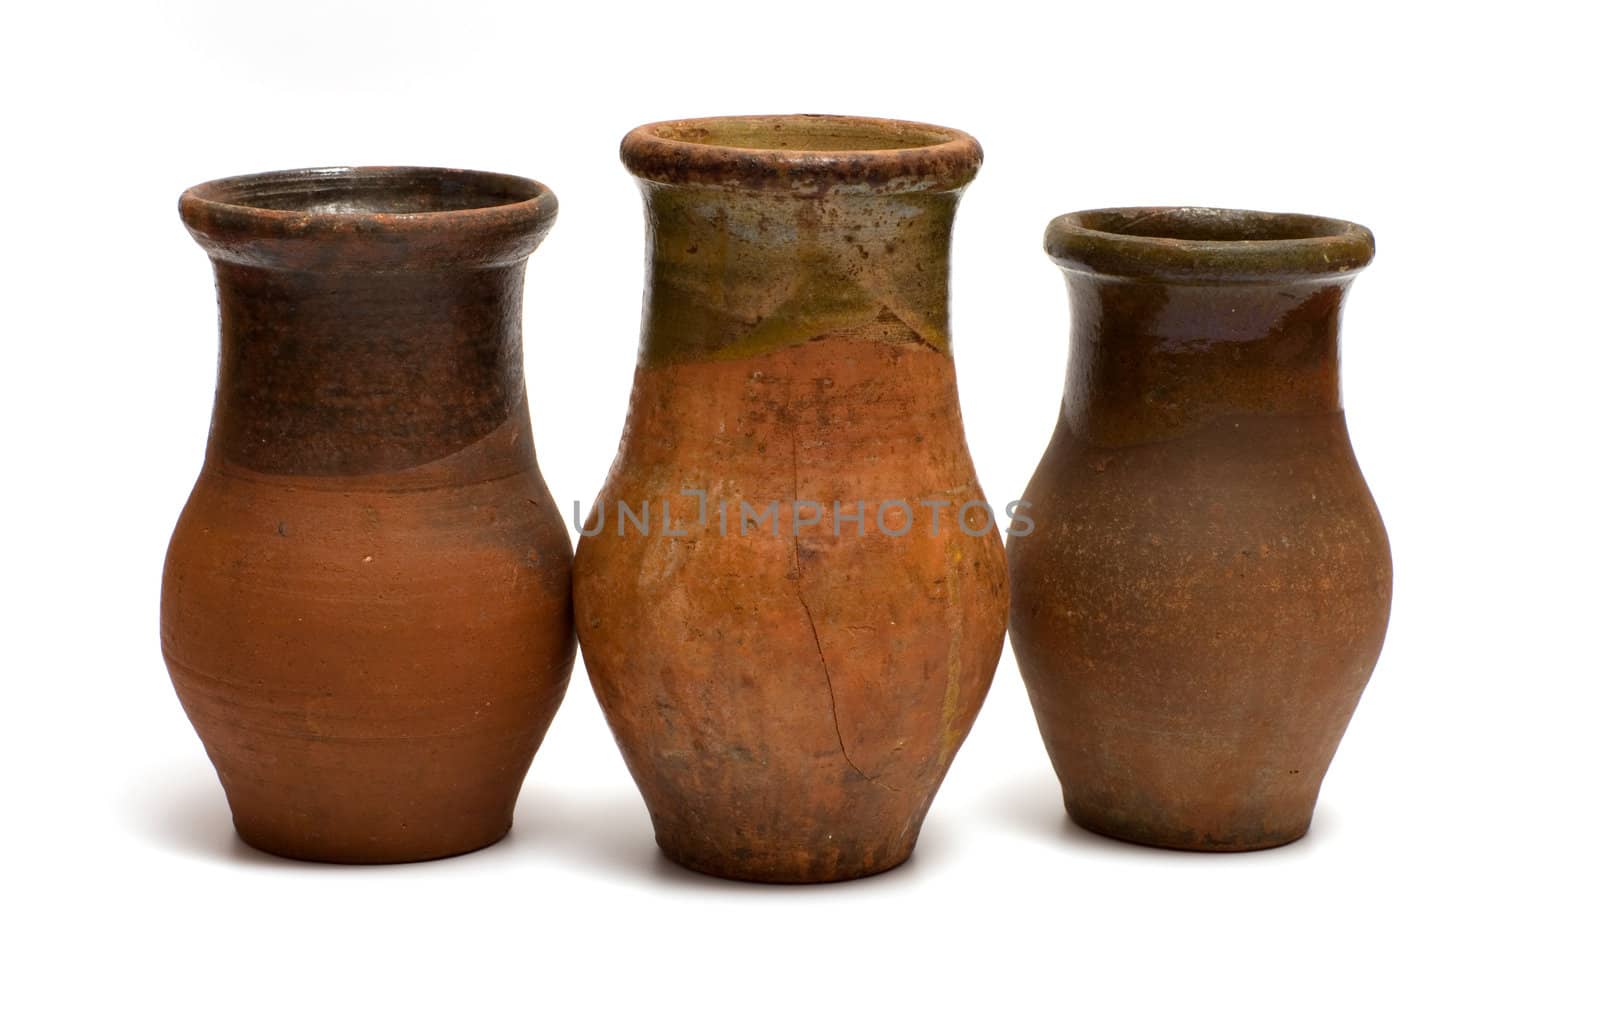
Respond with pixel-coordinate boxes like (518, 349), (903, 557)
(207, 261), (527, 476)
(1061, 274), (1353, 447)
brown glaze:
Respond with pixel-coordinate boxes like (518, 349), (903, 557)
(575, 116), (1007, 882)
(1008, 207), (1391, 852)
(163, 167), (574, 863)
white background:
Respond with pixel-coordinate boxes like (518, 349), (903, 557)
(4, 2), (1595, 1023)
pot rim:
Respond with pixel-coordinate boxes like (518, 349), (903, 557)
(1045, 207), (1375, 282)
(179, 166), (558, 270)
(620, 114), (982, 194)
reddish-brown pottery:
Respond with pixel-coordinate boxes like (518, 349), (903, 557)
(574, 116), (1009, 883)
(1008, 207), (1392, 852)
(163, 167), (575, 864)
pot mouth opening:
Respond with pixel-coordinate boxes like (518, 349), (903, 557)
(183, 166), (550, 218)
(1046, 207), (1375, 281)
(179, 166), (558, 270)
(621, 114), (982, 193)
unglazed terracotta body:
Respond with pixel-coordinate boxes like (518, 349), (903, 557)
(1008, 208), (1392, 851)
(575, 116), (1008, 883)
(163, 167), (575, 863)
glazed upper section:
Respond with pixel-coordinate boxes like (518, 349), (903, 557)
(636, 183), (960, 365)
(621, 115), (983, 194)
(1046, 207), (1374, 282)
(180, 166), (558, 271)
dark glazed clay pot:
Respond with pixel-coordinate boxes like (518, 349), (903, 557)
(163, 167), (575, 863)
(574, 116), (1008, 883)
(1008, 207), (1392, 851)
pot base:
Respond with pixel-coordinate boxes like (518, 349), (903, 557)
(655, 833), (917, 885)
(1065, 797), (1312, 854)
(231, 813), (513, 865)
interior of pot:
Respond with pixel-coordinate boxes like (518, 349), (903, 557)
(645, 115), (959, 153)
(1072, 207), (1356, 244)
(189, 167), (546, 216)
(621, 114), (983, 193)
(1046, 206), (1375, 280)
(180, 166), (558, 271)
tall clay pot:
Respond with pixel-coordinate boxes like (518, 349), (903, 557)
(163, 167), (575, 863)
(1008, 207), (1392, 851)
(575, 116), (1008, 883)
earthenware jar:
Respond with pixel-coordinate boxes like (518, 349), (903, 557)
(163, 167), (575, 863)
(574, 116), (1008, 883)
(1008, 207), (1391, 851)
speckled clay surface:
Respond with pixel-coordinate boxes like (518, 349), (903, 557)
(1008, 207), (1391, 851)
(575, 116), (1008, 882)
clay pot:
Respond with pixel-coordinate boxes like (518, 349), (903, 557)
(1008, 207), (1392, 851)
(574, 116), (1009, 883)
(163, 167), (575, 863)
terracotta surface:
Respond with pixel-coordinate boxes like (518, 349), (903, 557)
(1008, 207), (1392, 851)
(163, 167), (574, 863)
(575, 116), (1008, 882)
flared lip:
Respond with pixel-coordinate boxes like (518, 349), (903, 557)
(179, 166), (558, 270)
(1045, 207), (1375, 282)
(620, 114), (983, 194)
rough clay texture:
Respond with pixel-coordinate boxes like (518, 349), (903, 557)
(1009, 212), (1392, 852)
(163, 169), (574, 863)
(577, 120), (1006, 883)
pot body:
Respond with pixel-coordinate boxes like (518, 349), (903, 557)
(575, 117), (1007, 882)
(1008, 208), (1392, 851)
(162, 168), (574, 863)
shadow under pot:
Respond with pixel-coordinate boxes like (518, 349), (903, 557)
(162, 166), (575, 864)
(1007, 207), (1392, 852)
(575, 115), (1009, 883)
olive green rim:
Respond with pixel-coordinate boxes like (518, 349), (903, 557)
(621, 114), (982, 193)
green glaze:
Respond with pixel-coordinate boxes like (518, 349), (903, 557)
(637, 184), (959, 365)
(618, 114), (984, 367)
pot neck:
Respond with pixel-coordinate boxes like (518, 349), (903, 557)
(635, 182), (961, 366)
(1060, 273), (1358, 447)
(206, 260), (529, 476)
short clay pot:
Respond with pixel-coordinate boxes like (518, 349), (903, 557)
(574, 116), (1009, 883)
(1008, 207), (1392, 851)
(163, 167), (575, 863)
